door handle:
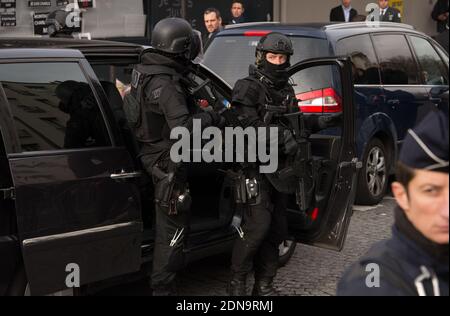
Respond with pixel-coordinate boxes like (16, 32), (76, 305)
(429, 97), (442, 105)
(111, 170), (142, 181)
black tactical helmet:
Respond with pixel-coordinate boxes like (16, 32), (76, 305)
(151, 18), (200, 61)
(46, 10), (74, 37)
(255, 32), (293, 65)
(256, 32), (293, 55)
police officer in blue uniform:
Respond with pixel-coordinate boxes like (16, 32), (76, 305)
(338, 108), (449, 296)
(378, 0), (402, 23)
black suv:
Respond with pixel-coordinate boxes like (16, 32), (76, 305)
(0, 38), (358, 296)
(203, 22), (450, 205)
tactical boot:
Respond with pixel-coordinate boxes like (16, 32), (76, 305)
(228, 277), (248, 296)
(252, 278), (279, 296)
(152, 283), (178, 296)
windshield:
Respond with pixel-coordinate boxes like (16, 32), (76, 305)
(203, 35), (331, 88)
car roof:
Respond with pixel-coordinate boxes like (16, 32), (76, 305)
(0, 38), (143, 57)
(219, 22), (425, 40)
(0, 48), (84, 60)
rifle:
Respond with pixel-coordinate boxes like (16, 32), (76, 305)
(263, 95), (315, 212)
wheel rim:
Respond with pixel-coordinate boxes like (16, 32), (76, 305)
(279, 240), (294, 257)
(365, 146), (386, 197)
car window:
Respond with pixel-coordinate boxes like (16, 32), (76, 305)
(336, 34), (381, 85)
(372, 34), (419, 85)
(91, 64), (134, 98)
(0, 62), (111, 153)
(409, 36), (449, 85)
(291, 64), (342, 96)
(203, 36), (330, 87)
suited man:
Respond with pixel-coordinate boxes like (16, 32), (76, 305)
(203, 8), (223, 51)
(330, 0), (358, 22)
(230, 1), (246, 25)
(379, 0), (402, 23)
(432, 0), (449, 33)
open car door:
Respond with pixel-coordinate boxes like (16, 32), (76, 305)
(286, 57), (359, 251)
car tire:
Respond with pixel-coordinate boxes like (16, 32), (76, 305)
(278, 240), (296, 267)
(356, 138), (388, 206)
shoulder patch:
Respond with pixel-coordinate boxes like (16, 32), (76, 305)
(131, 69), (142, 89)
(152, 87), (162, 99)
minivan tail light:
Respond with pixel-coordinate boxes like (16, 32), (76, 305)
(244, 31), (271, 37)
(297, 88), (342, 114)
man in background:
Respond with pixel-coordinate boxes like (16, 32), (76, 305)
(330, 0), (358, 23)
(432, 0), (449, 34)
(230, 1), (246, 24)
(378, 0), (402, 23)
(203, 8), (223, 50)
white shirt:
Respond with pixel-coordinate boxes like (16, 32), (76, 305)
(342, 5), (352, 22)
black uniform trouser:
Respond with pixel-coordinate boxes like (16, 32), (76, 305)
(150, 163), (189, 290)
(151, 201), (188, 289)
(231, 178), (288, 281)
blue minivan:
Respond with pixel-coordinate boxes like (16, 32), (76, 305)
(203, 22), (449, 205)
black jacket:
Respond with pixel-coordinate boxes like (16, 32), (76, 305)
(203, 27), (223, 51)
(137, 52), (216, 170)
(330, 6), (358, 22)
(232, 66), (295, 128)
(337, 208), (449, 296)
(380, 7), (402, 23)
(230, 15), (246, 25)
(432, 0), (449, 33)
(436, 28), (449, 53)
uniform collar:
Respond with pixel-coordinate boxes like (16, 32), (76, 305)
(394, 207), (449, 268)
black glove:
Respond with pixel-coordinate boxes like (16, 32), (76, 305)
(208, 111), (226, 128)
(282, 129), (298, 155)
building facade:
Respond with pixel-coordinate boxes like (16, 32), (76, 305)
(0, 1), (442, 40)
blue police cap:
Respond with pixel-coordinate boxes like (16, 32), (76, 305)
(399, 109), (449, 173)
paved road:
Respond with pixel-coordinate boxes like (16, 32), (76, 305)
(97, 198), (396, 296)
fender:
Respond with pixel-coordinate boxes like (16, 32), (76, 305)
(357, 112), (398, 173)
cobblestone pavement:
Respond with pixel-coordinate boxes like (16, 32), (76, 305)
(98, 197), (396, 296)
(177, 197), (396, 296)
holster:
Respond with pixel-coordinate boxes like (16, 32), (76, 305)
(152, 165), (191, 216)
(227, 169), (262, 207)
(153, 165), (175, 207)
(227, 170), (247, 205)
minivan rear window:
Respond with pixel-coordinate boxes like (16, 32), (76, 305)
(203, 36), (330, 87)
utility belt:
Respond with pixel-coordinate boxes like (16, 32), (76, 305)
(152, 163), (191, 216)
(227, 169), (262, 207)
(227, 169), (272, 240)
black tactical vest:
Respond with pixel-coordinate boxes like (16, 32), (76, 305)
(125, 64), (184, 145)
